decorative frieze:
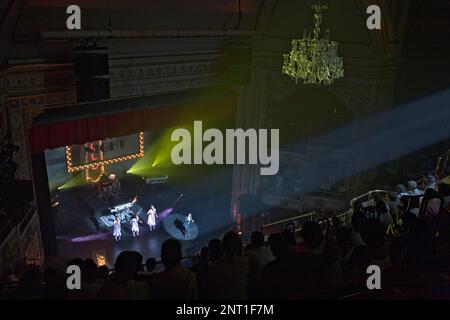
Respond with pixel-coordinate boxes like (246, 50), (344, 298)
(1, 67), (74, 94)
(110, 60), (219, 81)
(111, 75), (216, 98)
(109, 59), (222, 98)
(6, 91), (76, 109)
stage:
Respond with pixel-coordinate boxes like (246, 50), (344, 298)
(56, 215), (231, 268)
(51, 162), (234, 267)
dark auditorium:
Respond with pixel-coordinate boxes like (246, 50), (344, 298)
(1, 0), (450, 303)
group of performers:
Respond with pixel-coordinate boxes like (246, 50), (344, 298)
(112, 205), (195, 242)
(113, 204), (158, 242)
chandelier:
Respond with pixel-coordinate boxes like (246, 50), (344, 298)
(282, 4), (344, 85)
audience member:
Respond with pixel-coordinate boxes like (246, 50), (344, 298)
(208, 238), (223, 262)
(149, 239), (197, 299)
(206, 231), (249, 300)
(299, 221), (344, 290)
(97, 251), (151, 299)
(244, 231), (274, 298)
(407, 180), (424, 196)
(262, 233), (314, 299)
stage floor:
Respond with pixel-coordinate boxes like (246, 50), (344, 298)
(56, 218), (231, 268)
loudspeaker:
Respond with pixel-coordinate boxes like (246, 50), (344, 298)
(74, 52), (109, 78)
(76, 77), (110, 102)
(74, 49), (110, 102)
(227, 44), (252, 85)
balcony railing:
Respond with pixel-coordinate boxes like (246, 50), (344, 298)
(0, 202), (37, 249)
(260, 209), (351, 237)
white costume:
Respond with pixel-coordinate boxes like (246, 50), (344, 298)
(131, 217), (139, 237)
(184, 214), (194, 237)
(147, 207), (157, 231)
(113, 219), (121, 241)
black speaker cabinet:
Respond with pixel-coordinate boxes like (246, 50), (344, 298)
(75, 50), (110, 102)
(75, 52), (109, 78)
(76, 77), (110, 102)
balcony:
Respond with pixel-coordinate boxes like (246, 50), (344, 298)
(0, 181), (43, 274)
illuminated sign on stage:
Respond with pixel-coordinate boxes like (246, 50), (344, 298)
(65, 132), (145, 173)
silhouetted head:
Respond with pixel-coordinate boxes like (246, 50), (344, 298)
(281, 229), (296, 247)
(222, 231), (242, 258)
(268, 233), (289, 258)
(161, 239), (182, 269)
(131, 251), (144, 271)
(407, 180), (418, 191)
(200, 247), (209, 261)
(84, 258), (98, 282)
(250, 231), (264, 248)
(396, 184), (407, 194)
(301, 221), (323, 249)
(114, 251), (141, 280)
(375, 198), (388, 214)
(145, 257), (156, 273)
(98, 265), (110, 281)
(208, 238), (223, 261)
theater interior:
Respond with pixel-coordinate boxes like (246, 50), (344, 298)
(1, 0), (450, 301)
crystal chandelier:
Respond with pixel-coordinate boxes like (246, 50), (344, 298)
(282, 4), (344, 85)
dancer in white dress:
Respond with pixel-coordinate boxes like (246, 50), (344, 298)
(130, 214), (140, 237)
(184, 213), (194, 237)
(113, 216), (121, 242)
(147, 205), (157, 231)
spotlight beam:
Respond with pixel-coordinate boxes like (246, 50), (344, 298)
(273, 89), (450, 198)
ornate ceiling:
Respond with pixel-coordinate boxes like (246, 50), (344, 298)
(1, 0), (450, 68)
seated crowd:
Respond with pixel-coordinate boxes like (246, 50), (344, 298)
(2, 163), (450, 299)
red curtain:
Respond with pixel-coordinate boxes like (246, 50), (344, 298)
(28, 97), (235, 154)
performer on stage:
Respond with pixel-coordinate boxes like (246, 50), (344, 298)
(147, 205), (157, 231)
(113, 216), (121, 242)
(184, 213), (194, 237)
(130, 214), (140, 238)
